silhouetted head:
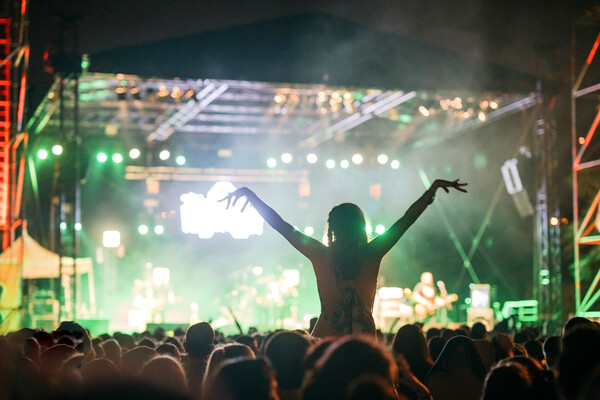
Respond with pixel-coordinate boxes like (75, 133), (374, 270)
(140, 355), (188, 395)
(392, 324), (433, 383)
(121, 346), (158, 378)
(103, 339), (122, 366)
(471, 322), (488, 340)
(264, 330), (310, 391)
(327, 203), (368, 280)
(482, 362), (532, 400)
(203, 343), (256, 392)
(562, 316), (595, 336)
(157, 343), (181, 360)
(427, 336), (486, 379)
(204, 357), (278, 400)
(559, 326), (600, 400)
(185, 322), (215, 359)
(302, 336), (397, 400)
(428, 336), (446, 363)
(81, 358), (120, 386)
(543, 336), (560, 370)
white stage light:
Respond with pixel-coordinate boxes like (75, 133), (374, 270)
(281, 153), (293, 164)
(306, 153), (318, 164)
(352, 154), (363, 165)
(340, 160), (349, 169)
(159, 150), (170, 160)
(103, 230), (120, 248)
(304, 226), (314, 236)
(391, 160), (400, 169)
(326, 159), (335, 169)
(377, 154), (388, 165)
(267, 157), (277, 168)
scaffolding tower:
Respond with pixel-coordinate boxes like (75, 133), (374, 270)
(572, 31), (600, 318)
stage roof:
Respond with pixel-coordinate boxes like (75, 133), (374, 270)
(28, 72), (537, 159)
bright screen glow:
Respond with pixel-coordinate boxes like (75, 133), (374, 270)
(471, 284), (490, 308)
(103, 230), (120, 248)
(180, 181), (265, 239)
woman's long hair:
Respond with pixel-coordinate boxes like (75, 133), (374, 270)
(327, 203), (368, 280)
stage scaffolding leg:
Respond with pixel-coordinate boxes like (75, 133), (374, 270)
(572, 30), (600, 317)
(533, 100), (562, 328)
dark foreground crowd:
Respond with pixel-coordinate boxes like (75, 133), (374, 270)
(1, 317), (600, 400)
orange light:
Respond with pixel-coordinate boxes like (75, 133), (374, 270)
(299, 183), (311, 197)
(370, 184), (382, 201)
(586, 32), (600, 65)
(579, 137), (585, 145)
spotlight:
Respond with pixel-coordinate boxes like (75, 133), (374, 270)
(375, 224), (385, 234)
(377, 154), (388, 165)
(281, 153), (293, 164)
(326, 159), (335, 169)
(112, 153), (123, 163)
(267, 157), (277, 168)
(37, 149), (48, 160)
(138, 224), (149, 235)
(159, 150), (171, 160)
(129, 148), (141, 159)
(176, 155), (186, 165)
(340, 160), (349, 169)
(52, 145), (63, 156)
(306, 153), (318, 164)
(252, 266), (264, 276)
(154, 225), (165, 235)
(304, 226), (314, 236)
(97, 152), (108, 162)
(60, 222), (67, 231)
(103, 230), (120, 248)
(351, 154), (363, 165)
(74, 223), (82, 231)
(390, 160), (400, 169)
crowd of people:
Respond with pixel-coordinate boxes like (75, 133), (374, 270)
(1, 316), (600, 400)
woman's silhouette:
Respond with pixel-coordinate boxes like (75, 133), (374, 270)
(221, 179), (467, 338)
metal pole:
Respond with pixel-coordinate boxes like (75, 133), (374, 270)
(570, 25), (581, 312)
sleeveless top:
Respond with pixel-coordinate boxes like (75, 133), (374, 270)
(330, 286), (376, 335)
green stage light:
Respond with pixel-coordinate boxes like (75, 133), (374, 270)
(112, 153), (123, 163)
(74, 223), (82, 231)
(129, 148), (141, 159)
(176, 155), (186, 165)
(138, 224), (149, 235)
(60, 222), (67, 230)
(97, 152), (108, 162)
(37, 149), (48, 160)
(154, 225), (165, 235)
(159, 150), (170, 160)
(52, 145), (63, 156)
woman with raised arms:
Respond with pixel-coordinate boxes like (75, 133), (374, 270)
(221, 179), (467, 338)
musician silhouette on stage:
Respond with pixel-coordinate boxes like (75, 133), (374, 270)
(412, 272), (457, 322)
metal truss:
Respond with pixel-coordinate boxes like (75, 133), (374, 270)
(572, 31), (600, 317)
(0, 1), (29, 249)
(26, 73), (536, 156)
